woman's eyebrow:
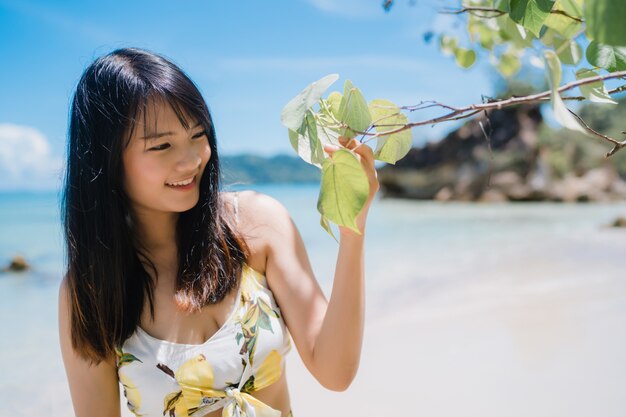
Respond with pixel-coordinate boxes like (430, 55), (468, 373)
(141, 122), (203, 140)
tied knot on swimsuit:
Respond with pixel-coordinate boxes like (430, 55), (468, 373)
(225, 387), (244, 409)
(221, 386), (282, 417)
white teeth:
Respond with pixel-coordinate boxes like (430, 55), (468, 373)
(166, 177), (194, 186)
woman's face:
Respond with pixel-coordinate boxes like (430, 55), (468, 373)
(122, 98), (211, 217)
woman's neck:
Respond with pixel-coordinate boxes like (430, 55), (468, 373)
(131, 209), (179, 258)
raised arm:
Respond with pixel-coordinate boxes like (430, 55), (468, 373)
(58, 278), (121, 417)
(241, 189), (373, 391)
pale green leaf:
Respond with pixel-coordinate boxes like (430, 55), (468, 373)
(555, 38), (582, 65)
(543, 7), (581, 38)
(496, 52), (522, 77)
(498, 15), (533, 48)
(543, 50), (587, 134)
(281, 74), (339, 130)
(288, 128), (300, 153)
(327, 91), (342, 120)
(317, 149), (369, 235)
(319, 214), (338, 243)
(304, 110), (325, 166)
(468, 15), (498, 51)
(454, 48), (477, 68)
(559, 0), (582, 17)
(539, 26), (556, 46)
(510, 0), (556, 37)
(337, 80), (372, 139)
(575, 68), (617, 105)
(368, 98), (401, 131)
(585, 0), (626, 47)
(439, 35), (458, 56)
(368, 99), (412, 164)
(317, 122), (341, 147)
(586, 41), (626, 72)
(495, 0), (511, 13)
(287, 110), (325, 168)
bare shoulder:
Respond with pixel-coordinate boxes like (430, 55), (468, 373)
(236, 190), (291, 232)
(224, 190), (292, 273)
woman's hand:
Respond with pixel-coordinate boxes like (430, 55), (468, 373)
(323, 136), (380, 236)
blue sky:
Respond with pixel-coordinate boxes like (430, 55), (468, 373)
(0, 0), (503, 190)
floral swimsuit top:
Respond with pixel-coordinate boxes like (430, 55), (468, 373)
(116, 193), (293, 417)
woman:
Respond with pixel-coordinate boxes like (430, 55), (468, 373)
(58, 47), (379, 417)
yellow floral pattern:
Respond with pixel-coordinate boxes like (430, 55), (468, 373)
(116, 346), (144, 416)
(118, 264), (292, 417)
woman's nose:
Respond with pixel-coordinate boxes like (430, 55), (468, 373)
(176, 147), (202, 172)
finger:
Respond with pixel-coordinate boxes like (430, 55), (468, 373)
(323, 143), (339, 156)
(353, 142), (375, 164)
(338, 135), (357, 149)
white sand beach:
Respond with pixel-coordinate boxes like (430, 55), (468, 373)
(286, 223), (626, 417)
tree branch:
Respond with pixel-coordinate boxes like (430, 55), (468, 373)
(441, 6), (583, 23)
(567, 109), (626, 157)
(440, 6), (506, 18)
(346, 70), (626, 156)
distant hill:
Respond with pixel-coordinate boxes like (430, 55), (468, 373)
(221, 153), (320, 184)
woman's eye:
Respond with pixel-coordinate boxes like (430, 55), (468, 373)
(192, 131), (208, 139)
(149, 143), (170, 151)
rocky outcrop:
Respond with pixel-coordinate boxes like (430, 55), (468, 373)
(1, 256), (30, 273)
(378, 104), (626, 202)
(611, 216), (626, 227)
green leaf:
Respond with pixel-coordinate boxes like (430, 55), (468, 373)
(586, 41), (626, 72)
(468, 16), (498, 51)
(368, 99), (399, 128)
(368, 99), (412, 164)
(305, 110), (325, 165)
(454, 48), (477, 68)
(327, 91), (342, 120)
(281, 74), (339, 131)
(555, 38), (582, 65)
(337, 80), (372, 139)
(317, 149), (369, 235)
(510, 0), (556, 37)
(543, 50), (586, 134)
(439, 34), (476, 69)
(575, 68), (617, 105)
(560, 0), (582, 17)
(543, 6), (581, 38)
(495, 0), (511, 13)
(496, 51), (522, 77)
(439, 35), (458, 56)
(287, 110), (325, 168)
(319, 214), (338, 243)
(288, 128), (300, 153)
(585, 0), (626, 47)
(317, 121), (341, 147)
(498, 15), (534, 48)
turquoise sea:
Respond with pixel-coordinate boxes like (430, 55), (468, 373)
(1, 183), (625, 416)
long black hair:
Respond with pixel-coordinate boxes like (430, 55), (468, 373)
(61, 47), (250, 363)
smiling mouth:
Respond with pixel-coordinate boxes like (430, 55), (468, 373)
(165, 176), (197, 189)
(165, 175), (196, 186)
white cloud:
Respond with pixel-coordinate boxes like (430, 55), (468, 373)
(215, 55), (427, 73)
(0, 124), (63, 190)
